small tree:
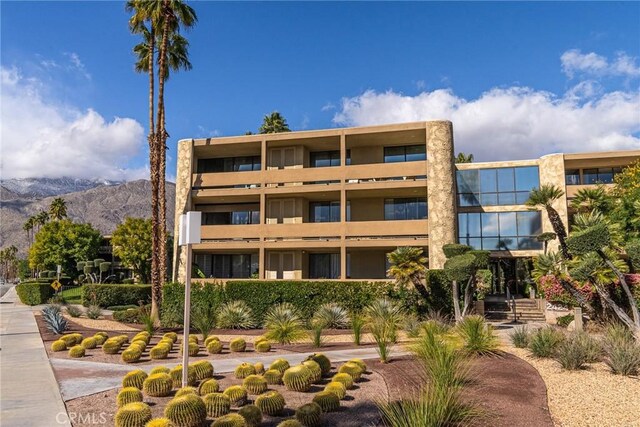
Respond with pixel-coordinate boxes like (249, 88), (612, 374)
(111, 217), (153, 283)
(77, 258), (113, 284)
(0, 245), (19, 282)
(526, 185), (572, 260)
(386, 247), (429, 300)
(28, 220), (101, 277)
(536, 232), (556, 255)
(442, 244), (490, 322)
(258, 111), (291, 134)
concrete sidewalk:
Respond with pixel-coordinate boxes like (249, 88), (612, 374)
(53, 344), (409, 401)
(0, 286), (71, 427)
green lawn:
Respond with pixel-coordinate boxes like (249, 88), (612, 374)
(60, 286), (82, 304)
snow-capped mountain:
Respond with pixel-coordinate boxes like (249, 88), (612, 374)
(0, 177), (121, 199)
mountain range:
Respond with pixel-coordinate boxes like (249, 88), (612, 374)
(0, 178), (176, 255)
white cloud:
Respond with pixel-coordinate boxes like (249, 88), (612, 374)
(333, 85), (640, 161)
(561, 49), (640, 78)
(0, 65), (147, 181)
(64, 52), (91, 80)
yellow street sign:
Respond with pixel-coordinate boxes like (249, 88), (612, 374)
(51, 280), (62, 291)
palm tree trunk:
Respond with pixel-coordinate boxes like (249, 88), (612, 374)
(546, 206), (572, 260)
(591, 281), (640, 341)
(596, 249), (640, 326)
(411, 277), (430, 301)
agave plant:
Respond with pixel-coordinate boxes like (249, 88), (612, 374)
(191, 304), (216, 340)
(312, 303), (350, 329)
(263, 303), (306, 344)
(216, 301), (256, 329)
(42, 306), (68, 335)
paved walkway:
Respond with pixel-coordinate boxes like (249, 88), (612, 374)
(0, 287), (71, 427)
(53, 345), (409, 401)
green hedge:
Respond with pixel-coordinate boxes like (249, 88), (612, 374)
(15, 281), (54, 305)
(160, 280), (423, 327)
(424, 269), (453, 314)
(81, 284), (151, 307)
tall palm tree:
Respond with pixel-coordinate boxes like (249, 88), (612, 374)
(386, 246), (429, 300)
(49, 197), (68, 220)
(128, 0), (196, 323)
(259, 111), (291, 134)
(526, 184), (572, 260)
(455, 152), (474, 163)
(34, 211), (49, 233)
(23, 218), (34, 246)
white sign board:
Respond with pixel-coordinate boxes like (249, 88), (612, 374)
(56, 265), (62, 275)
(179, 212), (202, 246)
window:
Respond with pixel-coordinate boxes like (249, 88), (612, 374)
(309, 202), (341, 222)
(458, 211), (542, 250)
(583, 167), (620, 184)
(197, 156), (261, 173)
(202, 210), (259, 225)
(383, 145), (426, 163)
(195, 254), (258, 278)
(565, 169), (580, 185)
(384, 198), (428, 220)
(456, 166), (539, 206)
(309, 150), (350, 167)
(309, 253), (340, 279)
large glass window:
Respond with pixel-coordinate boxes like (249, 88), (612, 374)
(194, 254), (258, 278)
(383, 145), (426, 163)
(458, 211), (542, 250)
(197, 156), (261, 173)
(309, 202), (341, 222)
(202, 210), (259, 225)
(583, 167), (620, 184)
(384, 198), (428, 220)
(309, 150), (350, 167)
(309, 253), (340, 279)
(456, 166), (539, 206)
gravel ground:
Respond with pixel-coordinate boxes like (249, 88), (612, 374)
(506, 347), (640, 427)
(62, 315), (139, 332)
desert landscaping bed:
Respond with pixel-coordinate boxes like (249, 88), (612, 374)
(506, 347), (640, 427)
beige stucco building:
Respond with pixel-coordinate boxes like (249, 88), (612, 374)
(172, 120), (639, 293)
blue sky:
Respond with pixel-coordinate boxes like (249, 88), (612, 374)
(1, 1), (639, 181)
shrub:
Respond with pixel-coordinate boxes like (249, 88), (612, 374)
(602, 324), (640, 376)
(115, 402), (152, 427)
(198, 378), (220, 395)
(264, 369), (283, 385)
(269, 358), (290, 374)
(191, 304), (216, 340)
(113, 308), (144, 324)
(411, 331), (468, 390)
(529, 327), (565, 358)
(312, 391), (340, 412)
(255, 340), (271, 353)
(331, 373), (354, 390)
(312, 302), (349, 329)
(295, 403), (322, 427)
(555, 332), (601, 370)
(143, 373), (172, 397)
(264, 303), (306, 344)
(302, 360), (323, 383)
(338, 362), (362, 381)
(207, 340), (223, 354)
(217, 300), (256, 329)
(556, 314), (575, 328)
(238, 404), (262, 427)
(255, 390), (286, 416)
(212, 413), (248, 427)
(191, 360), (214, 380)
(82, 284), (151, 308)
(283, 365), (313, 392)
(164, 394), (207, 427)
(456, 315), (500, 356)
(305, 353), (331, 376)
(509, 326), (530, 348)
(107, 304), (139, 311)
(566, 223), (610, 255)
(81, 337), (97, 349)
(51, 340), (67, 351)
(122, 348), (142, 363)
(365, 298), (405, 362)
(122, 370), (148, 389)
(404, 315), (423, 338)
(243, 375), (268, 395)
(350, 312), (365, 345)
(16, 282), (53, 305)
(66, 305), (83, 318)
(203, 392), (230, 418)
(229, 338), (246, 352)
(117, 387), (143, 407)
(324, 381), (346, 399)
(223, 385), (248, 407)
(86, 305), (102, 320)
(68, 345), (85, 358)
(234, 362), (256, 379)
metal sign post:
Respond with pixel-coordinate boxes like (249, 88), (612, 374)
(179, 212), (201, 387)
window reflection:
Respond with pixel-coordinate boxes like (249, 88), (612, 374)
(384, 198), (428, 220)
(457, 211), (543, 251)
(456, 166), (539, 206)
(384, 145), (426, 163)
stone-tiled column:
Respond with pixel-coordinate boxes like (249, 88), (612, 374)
(426, 121), (457, 269)
(538, 153), (568, 254)
(173, 139), (194, 283)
